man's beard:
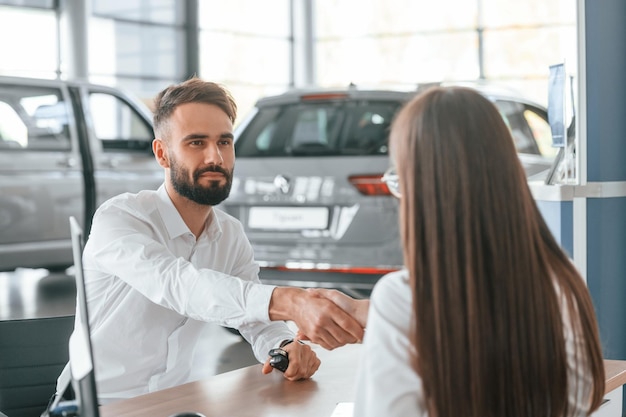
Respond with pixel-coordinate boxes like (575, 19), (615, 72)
(170, 157), (233, 206)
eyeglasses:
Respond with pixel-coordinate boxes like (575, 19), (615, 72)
(381, 167), (401, 198)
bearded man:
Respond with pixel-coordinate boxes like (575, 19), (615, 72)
(55, 78), (364, 404)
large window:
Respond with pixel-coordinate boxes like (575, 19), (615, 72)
(0, 0), (53, 6)
(89, 0), (186, 104)
(314, 0), (576, 107)
(0, 0), (577, 119)
(0, 5), (58, 79)
(198, 0), (292, 125)
(315, 0), (479, 88)
(481, 0), (576, 105)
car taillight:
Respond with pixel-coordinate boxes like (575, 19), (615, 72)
(348, 174), (391, 196)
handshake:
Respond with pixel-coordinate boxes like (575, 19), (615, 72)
(262, 288), (370, 381)
(295, 288), (369, 347)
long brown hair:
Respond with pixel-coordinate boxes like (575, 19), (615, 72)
(390, 86), (604, 417)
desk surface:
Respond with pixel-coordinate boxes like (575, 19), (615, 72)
(100, 343), (360, 417)
(101, 344), (626, 417)
(604, 360), (626, 394)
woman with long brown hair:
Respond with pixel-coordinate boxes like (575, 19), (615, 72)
(340, 86), (605, 416)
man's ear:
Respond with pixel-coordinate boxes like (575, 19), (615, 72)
(153, 138), (170, 168)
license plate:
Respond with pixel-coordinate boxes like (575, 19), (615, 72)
(248, 207), (329, 230)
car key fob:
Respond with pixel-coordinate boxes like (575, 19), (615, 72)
(268, 347), (289, 372)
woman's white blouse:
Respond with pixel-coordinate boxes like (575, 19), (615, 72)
(354, 269), (593, 417)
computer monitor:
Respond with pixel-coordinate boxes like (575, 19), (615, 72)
(68, 216), (100, 417)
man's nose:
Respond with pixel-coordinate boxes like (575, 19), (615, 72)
(204, 142), (223, 165)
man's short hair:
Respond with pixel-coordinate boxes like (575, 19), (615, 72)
(153, 77), (237, 139)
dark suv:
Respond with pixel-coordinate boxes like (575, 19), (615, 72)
(220, 83), (554, 298)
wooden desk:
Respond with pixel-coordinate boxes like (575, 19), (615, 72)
(100, 344), (360, 417)
(101, 345), (626, 417)
(604, 360), (626, 394)
(597, 360), (626, 417)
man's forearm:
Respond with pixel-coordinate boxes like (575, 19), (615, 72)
(268, 286), (307, 321)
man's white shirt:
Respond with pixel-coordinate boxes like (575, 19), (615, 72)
(65, 184), (293, 403)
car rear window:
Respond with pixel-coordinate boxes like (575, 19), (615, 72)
(235, 100), (401, 157)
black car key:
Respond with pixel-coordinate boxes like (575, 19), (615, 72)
(268, 347), (289, 372)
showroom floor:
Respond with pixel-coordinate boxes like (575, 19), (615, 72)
(0, 267), (261, 381)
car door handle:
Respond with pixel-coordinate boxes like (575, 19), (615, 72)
(103, 158), (120, 168)
(58, 157), (78, 168)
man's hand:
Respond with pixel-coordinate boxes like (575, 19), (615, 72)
(262, 340), (320, 381)
(269, 287), (364, 350)
(306, 288), (369, 328)
(296, 289), (369, 343)
(307, 288), (370, 328)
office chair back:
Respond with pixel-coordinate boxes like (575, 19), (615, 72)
(0, 315), (75, 417)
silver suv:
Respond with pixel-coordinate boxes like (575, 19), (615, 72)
(221, 83), (555, 297)
(0, 76), (161, 272)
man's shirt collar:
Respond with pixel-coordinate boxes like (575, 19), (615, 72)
(156, 184), (222, 241)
